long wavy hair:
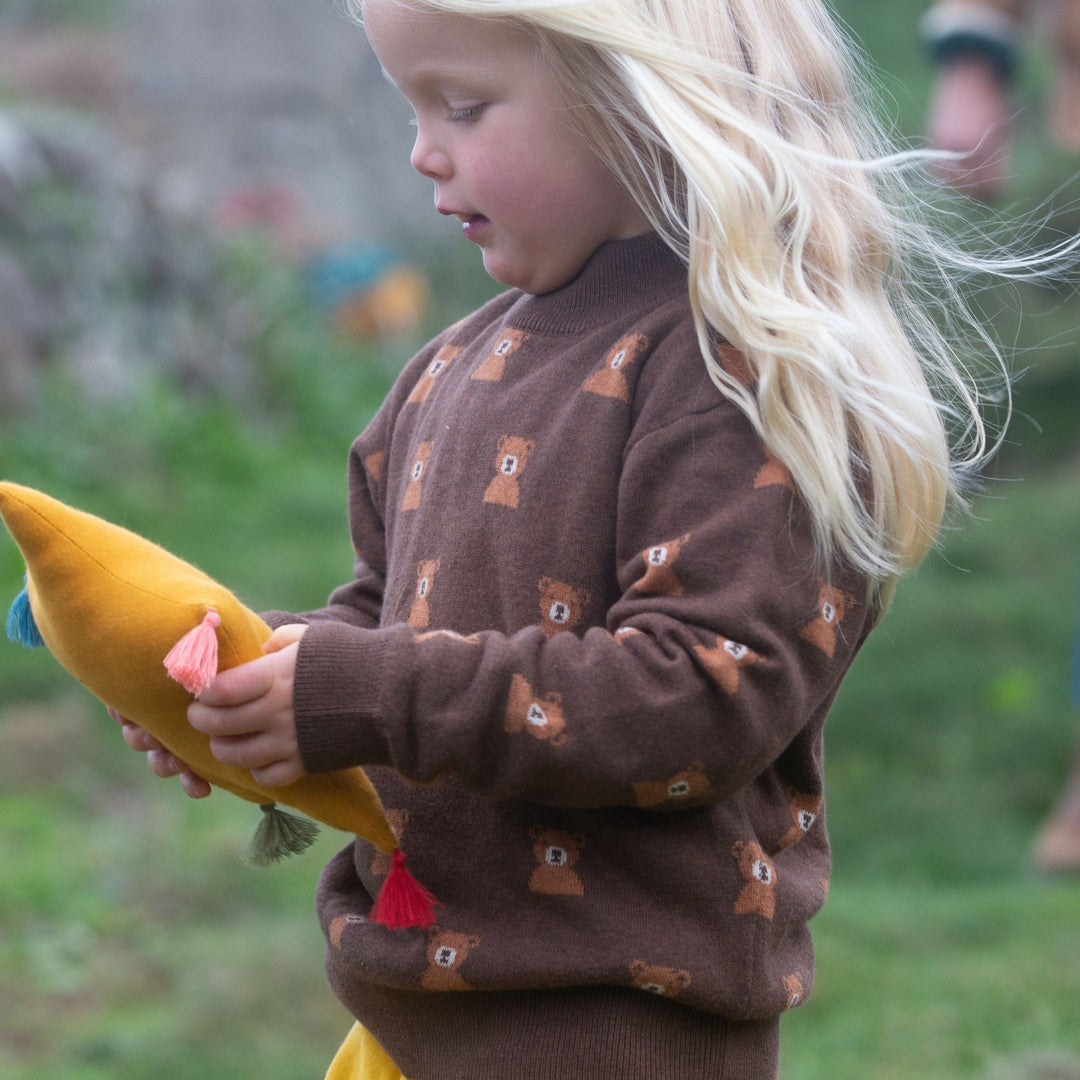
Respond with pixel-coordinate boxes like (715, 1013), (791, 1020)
(348, 0), (1062, 606)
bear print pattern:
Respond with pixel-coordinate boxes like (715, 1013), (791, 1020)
(329, 912), (367, 949)
(628, 960), (692, 999)
(407, 559), (440, 629)
(778, 789), (822, 850)
(504, 674), (568, 744)
(798, 583), (855, 659)
(732, 840), (777, 920)
(367, 324), (846, 1003)
(632, 762), (711, 809)
(421, 929), (480, 991)
(582, 333), (649, 402)
(528, 827), (586, 896)
(407, 345), (460, 404)
(472, 328), (529, 382)
(363, 450), (386, 486)
(402, 441), (433, 511)
(717, 341), (755, 388)
(632, 535), (690, 597)
(537, 578), (589, 637)
(693, 635), (761, 696)
(754, 450), (795, 492)
(783, 973), (805, 1009)
(483, 435), (536, 509)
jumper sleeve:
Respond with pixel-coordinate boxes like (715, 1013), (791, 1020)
(293, 395), (870, 812)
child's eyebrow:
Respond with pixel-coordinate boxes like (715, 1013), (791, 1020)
(390, 60), (509, 100)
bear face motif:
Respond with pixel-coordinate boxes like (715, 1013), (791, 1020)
(633, 762), (711, 809)
(693, 635), (761, 696)
(632, 534), (690, 597)
(421, 929), (480, 991)
(777, 789), (822, 850)
(783, 972), (805, 1010)
(407, 345), (460, 404)
(472, 328), (528, 382)
(582, 333), (649, 402)
(483, 435), (536, 509)
(528, 826), (586, 896)
(401, 442), (433, 511)
(628, 960), (692, 999)
(732, 840), (777, 920)
(537, 578), (590, 637)
(505, 674), (567, 745)
(407, 559), (440, 628)
(798, 583), (855, 658)
(329, 912), (367, 950)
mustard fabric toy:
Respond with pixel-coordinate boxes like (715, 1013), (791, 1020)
(0, 480), (436, 929)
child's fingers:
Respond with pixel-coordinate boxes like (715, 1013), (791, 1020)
(108, 707), (212, 798)
(179, 770), (213, 799)
(205, 730), (295, 772)
(118, 716), (164, 753)
(189, 699), (276, 739)
(263, 623), (308, 653)
(147, 746), (185, 778)
(147, 747), (212, 798)
(195, 648), (287, 710)
(250, 758), (305, 789)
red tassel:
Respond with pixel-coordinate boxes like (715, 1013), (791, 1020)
(164, 608), (222, 697)
(370, 850), (439, 930)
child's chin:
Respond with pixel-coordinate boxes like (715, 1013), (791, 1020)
(483, 252), (573, 295)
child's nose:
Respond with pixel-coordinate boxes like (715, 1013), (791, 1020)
(410, 129), (452, 180)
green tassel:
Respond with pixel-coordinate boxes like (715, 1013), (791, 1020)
(244, 803), (320, 866)
(6, 580), (45, 648)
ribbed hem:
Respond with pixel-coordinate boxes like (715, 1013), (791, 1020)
(509, 233), (686, 336)
(294, 621), (393, 773)
(345, 984), (779, 1080)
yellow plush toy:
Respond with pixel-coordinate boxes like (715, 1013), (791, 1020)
(0, 480), (436, 929)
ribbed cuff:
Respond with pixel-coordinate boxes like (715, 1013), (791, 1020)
(293, 620), (393, 774)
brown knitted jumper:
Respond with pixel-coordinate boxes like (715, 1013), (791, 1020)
(277, 233), (874, 1080)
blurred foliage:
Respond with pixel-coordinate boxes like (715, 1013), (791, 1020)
(0, 0), (117, 28)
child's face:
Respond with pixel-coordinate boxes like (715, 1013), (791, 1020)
(362, 0), (649, 294)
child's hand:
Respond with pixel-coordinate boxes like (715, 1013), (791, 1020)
(187, 625), (309, 789)
(107, 706), (212, 799)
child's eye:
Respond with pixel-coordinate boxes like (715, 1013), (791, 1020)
(448, 104), (485, 123)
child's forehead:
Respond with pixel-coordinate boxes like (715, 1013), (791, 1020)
(364, 1), (539, 82)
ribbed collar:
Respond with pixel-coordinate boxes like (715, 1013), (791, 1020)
(507, 233), (687, 336)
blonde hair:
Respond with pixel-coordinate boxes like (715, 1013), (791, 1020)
(349, 0), (1063, 605)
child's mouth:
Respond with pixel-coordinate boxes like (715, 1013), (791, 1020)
(461, 215), (490, 241)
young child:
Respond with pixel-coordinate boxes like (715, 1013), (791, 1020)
(121, 0), (1016, 1075)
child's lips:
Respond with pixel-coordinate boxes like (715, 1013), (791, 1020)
(460, 214), (490, 241)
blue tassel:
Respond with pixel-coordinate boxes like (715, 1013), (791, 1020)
(6, 580), (45, 648)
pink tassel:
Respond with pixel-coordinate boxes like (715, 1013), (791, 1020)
(164, 608), (221, 697)
(370, 850), (440, 930)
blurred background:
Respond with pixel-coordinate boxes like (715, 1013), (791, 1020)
(0, 1), (1077, 1077)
